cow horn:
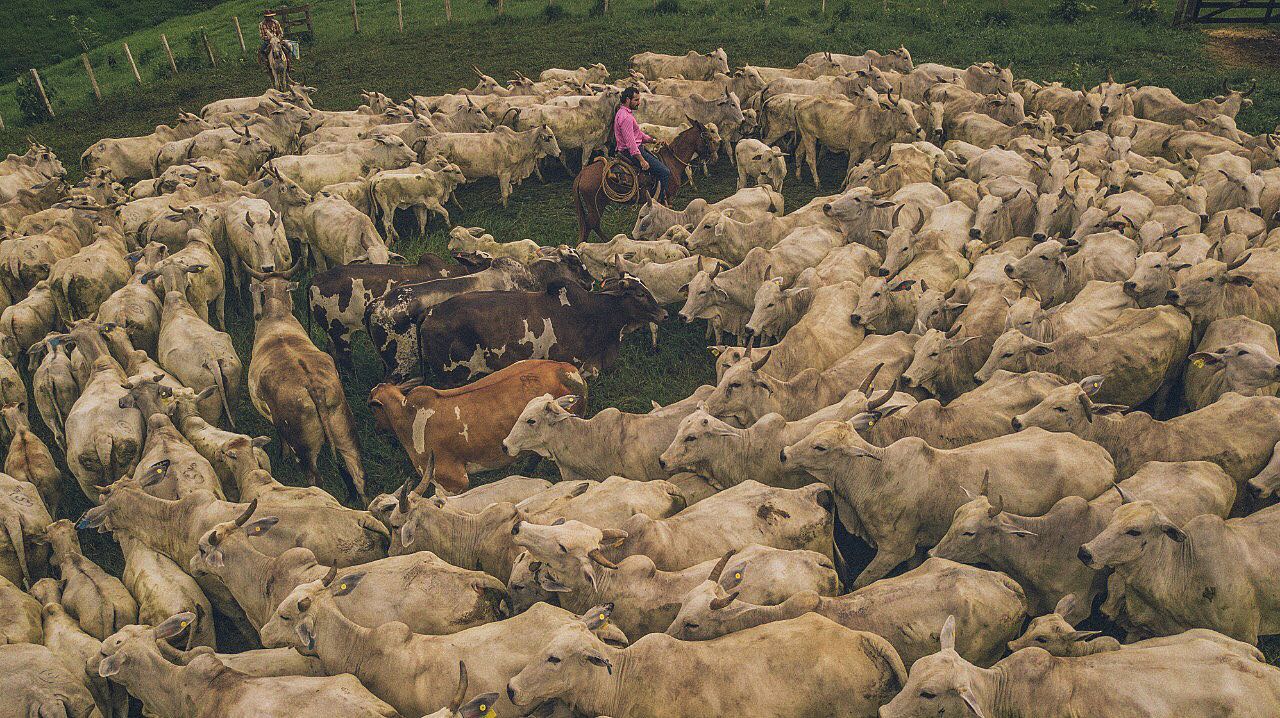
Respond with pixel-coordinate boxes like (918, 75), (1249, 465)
(234, 498), (257, 527)
(708, 262), (722, 279)
(707, 550), (735, 583)
(322, 565), (337, 587)
(1111, 481), (1134, 504)
(1106, 69), (1115, 83)
(451, 662), (468, 711)
(1243, 79), (1257, 97)
(980, 470), (992, 499)
(866, 378), (897, 411)
(749, 351), (771, 372)
(239, 259), (268, 281)
(414, 452), (437, 496)
(857, 363), (884, 396)
(398, 470), (414, 513)
(279, 255), (305, 278)
(1077, 392), (1094, 423)
(989, 490), (1004, 516)
(945, 323), (963, 339)
(709, 592), (739, 611)
(588, 548), (618, 569)
(244, 210), (255, 228)
(1226, 252), (1251, 271)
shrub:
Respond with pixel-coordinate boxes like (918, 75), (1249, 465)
(14, 73), (57, 124)
(1051, 0), (1096, 22)
(654, 0), (681, 14)
(1126, 0), (1161, 22)
(543, 2), (566, 20)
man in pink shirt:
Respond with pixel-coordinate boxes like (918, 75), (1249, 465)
(614, 88), (672, 202)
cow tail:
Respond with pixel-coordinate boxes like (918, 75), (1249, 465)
(96, 433), (115, 488)
(207, 359), (235, 429)
(1, 513), (27, 588)
(300, 368), (354, 493)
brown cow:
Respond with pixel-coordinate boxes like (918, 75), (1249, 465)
(247, 269), (367, 503)
(369, 360), (587, 494)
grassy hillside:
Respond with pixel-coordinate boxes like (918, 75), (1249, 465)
(0, 0), (227, 77)
(2, 0), (1277, 660)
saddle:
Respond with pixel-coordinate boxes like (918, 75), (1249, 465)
(599, 148), (663, 203)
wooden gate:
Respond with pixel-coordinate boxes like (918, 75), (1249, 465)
(1183, 0), (1280, 23)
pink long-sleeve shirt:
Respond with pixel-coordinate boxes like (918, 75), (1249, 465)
(613, 104), (652, 158)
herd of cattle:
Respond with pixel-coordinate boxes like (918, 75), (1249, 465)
(0, 41), (1279, 717)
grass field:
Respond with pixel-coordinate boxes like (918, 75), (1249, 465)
(3, 0), (1278, 659)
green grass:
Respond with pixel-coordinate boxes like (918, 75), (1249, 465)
(0, 0), (227, 77)
(4, 0), (1278, 662)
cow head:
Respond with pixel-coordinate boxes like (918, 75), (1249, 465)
(1189, 342), (1280, 393)
(505, 615), (626, 709)
(879, 617), (991, 718)
(779, 417), (884, 472)
(1176, 183), (1209, 223)
(745, 277), (808, 342)
(260, 568), (367, 654)
(974, 329), (1058, 384)
(600, 273), (666, 325)
(701, 352), (781, 428)
(913, 285), (967, 335)
(1165, 254), (1253, 319)
(190, 499), (281, 573)
(503, 394), (580, 458)
(510, 519), (628, 594)
(97, 612), (198, 681)
(1078, 500), (1186, 570)
(1213, 168), (1265, 216)
(901, 326), (980, 397)
(530, 247), (592, 291)
(659, 410), (741, 475)
(677, 263), (728, 324)
(1124, 251), (1182, 307)
(1010, 376), (1124, 433)
(1002, 239), (1072, 304)
(1006, 595), (1108, 656)
(850, 274), (916, 333)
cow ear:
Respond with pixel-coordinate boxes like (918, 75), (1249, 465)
(1030, 345), (1054, 355)
(1188, 351), (1222, 367)
(1092, 403), (1128, 415)
(1228, 274), (1254, 287)
(154, 611), (197, 640)
(98, 654), (124, 678)
(939, 615), (957, 652)
(1053, 594), (1080, 620)
(1161, 524), (1187, 542)
(245, 517), (279, 536)
(1079, 375), (1105, 395)
(331, 572), (366, 597)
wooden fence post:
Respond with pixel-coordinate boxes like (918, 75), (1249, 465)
(122, 42), (143, 84)
(29, 69), (55, 118)
(445, 0), (453, 21)
(821, 0), (826, 11)
(160, 34), (178, 74)
(0, 111), (5, 130)
(396, 0), (404, 31)
(351, 0), (361, 32)
(81, 54), (102, 101)
(201, 30), (218, 68)
(233, 16), (247, 54)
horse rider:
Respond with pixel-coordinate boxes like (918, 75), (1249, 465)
(258, 11), (285, 66)
(613, 87), (672, 204)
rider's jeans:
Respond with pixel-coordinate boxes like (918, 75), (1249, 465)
(639, 147), (672, 198)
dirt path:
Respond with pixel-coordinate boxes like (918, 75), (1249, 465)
(1204, 26), (1280, 68)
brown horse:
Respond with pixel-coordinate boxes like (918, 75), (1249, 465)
(573, 120), (715, 242)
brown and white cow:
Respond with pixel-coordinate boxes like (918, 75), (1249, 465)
(368, 360), (587, 493)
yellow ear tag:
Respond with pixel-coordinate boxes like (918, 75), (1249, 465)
(599, 613), (606, 621)
(734, 572), (742, 580)
(339, 583), (347, 591)
(867, 418), (876, 427)
(180, 621), (189, 628)
(1191, 358), (1205, 368)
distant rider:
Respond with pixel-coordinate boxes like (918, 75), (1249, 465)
(258, 11), (285, 66)
(613, 87), (671, 203)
